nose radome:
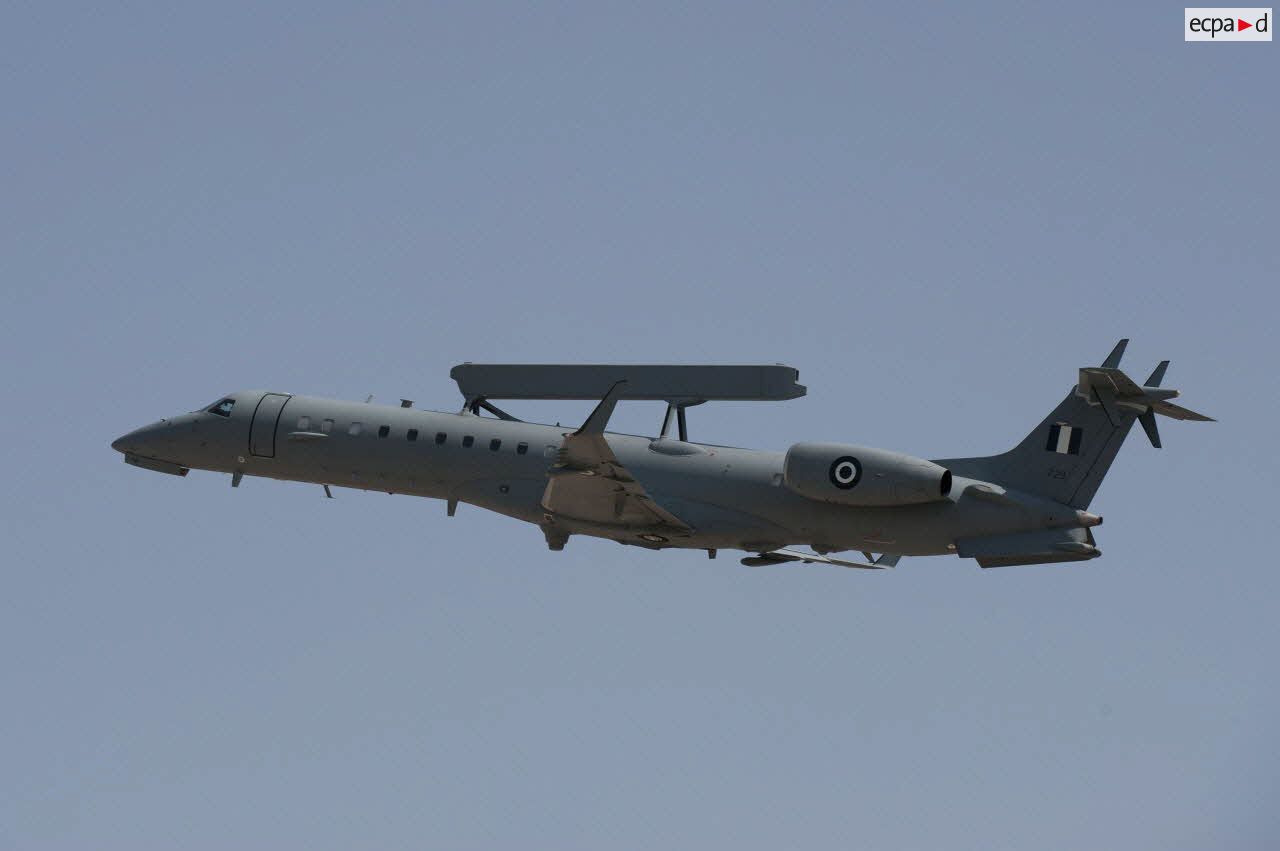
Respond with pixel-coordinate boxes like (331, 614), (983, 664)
(112, 421), (166, 455)
(112, 426), (147, 454)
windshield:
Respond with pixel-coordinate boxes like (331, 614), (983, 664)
(205, 398), (235, 417)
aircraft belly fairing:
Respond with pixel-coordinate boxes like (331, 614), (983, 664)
(539, 381), (693, 544)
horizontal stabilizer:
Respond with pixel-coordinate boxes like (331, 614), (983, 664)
(1075, 343), (1215, 446)
(1149, 400), (1215, 422)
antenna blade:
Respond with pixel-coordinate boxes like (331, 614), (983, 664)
(1101, 338), (1129, 369)
(576, 380), (628, 435)
(1145, 360), (1169, 387)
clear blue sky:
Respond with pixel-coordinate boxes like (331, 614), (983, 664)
(3, 3), (1276, 848)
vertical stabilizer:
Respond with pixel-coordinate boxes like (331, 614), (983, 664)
(937, 341), (1210, 509)
(940, 388), (1136, 509)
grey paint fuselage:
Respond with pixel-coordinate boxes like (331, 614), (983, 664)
(111, 390), (1081, 558)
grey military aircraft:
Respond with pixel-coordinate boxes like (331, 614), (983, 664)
(112, 340), (1211, 569)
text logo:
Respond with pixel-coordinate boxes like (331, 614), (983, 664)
(1185, 8), (1272, 40)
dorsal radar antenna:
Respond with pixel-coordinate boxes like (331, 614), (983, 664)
(448, 363), (806, 441)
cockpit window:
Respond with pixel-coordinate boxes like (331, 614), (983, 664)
(206, 398), (235, 417)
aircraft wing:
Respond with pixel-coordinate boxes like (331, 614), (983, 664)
(540, 382), (691, 537)
(740, 549), (895, 570)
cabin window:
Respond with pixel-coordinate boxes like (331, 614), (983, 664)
(297, 416), (311, 430)
(407, 429), (418, 442)
(378, 425), (390, 438)
(516, 442), (529, 455)
(543, 445), (558, 458)
(462, 435), (475, 448)
(771, 473), (784, 487)
(321, 419), (333, 433)
(489, 438), (501, 451)
(207, 399), (235, 417)
(348, 422), (363, 436)
(435, 432), (446, 445)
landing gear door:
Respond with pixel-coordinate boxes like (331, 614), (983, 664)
(250, 393), (291, 458)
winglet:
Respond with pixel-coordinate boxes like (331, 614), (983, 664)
(1145, 360), (1170, 388)
(1101, 338), (1129, 369)
(1139, 410), (1162, 449)
(575, 380), (628, 436)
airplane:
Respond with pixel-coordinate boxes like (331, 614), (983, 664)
(110, 340), (1212, 570)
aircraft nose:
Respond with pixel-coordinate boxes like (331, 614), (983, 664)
(112, 426), (147, 454)
(112, 421), (171, 456)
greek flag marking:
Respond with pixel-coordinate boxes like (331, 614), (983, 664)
(1046, 423), (1082, 455)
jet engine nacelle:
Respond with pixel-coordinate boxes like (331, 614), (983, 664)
(783, 442), (953, 507)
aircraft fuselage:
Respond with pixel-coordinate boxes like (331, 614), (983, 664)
(112, 390), (1087, 559)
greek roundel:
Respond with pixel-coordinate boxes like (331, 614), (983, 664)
(828, 455), (862, 489)
(1045, 423), (1082, 455)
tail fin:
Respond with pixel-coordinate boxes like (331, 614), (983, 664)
(938, 340), (1213, 509)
